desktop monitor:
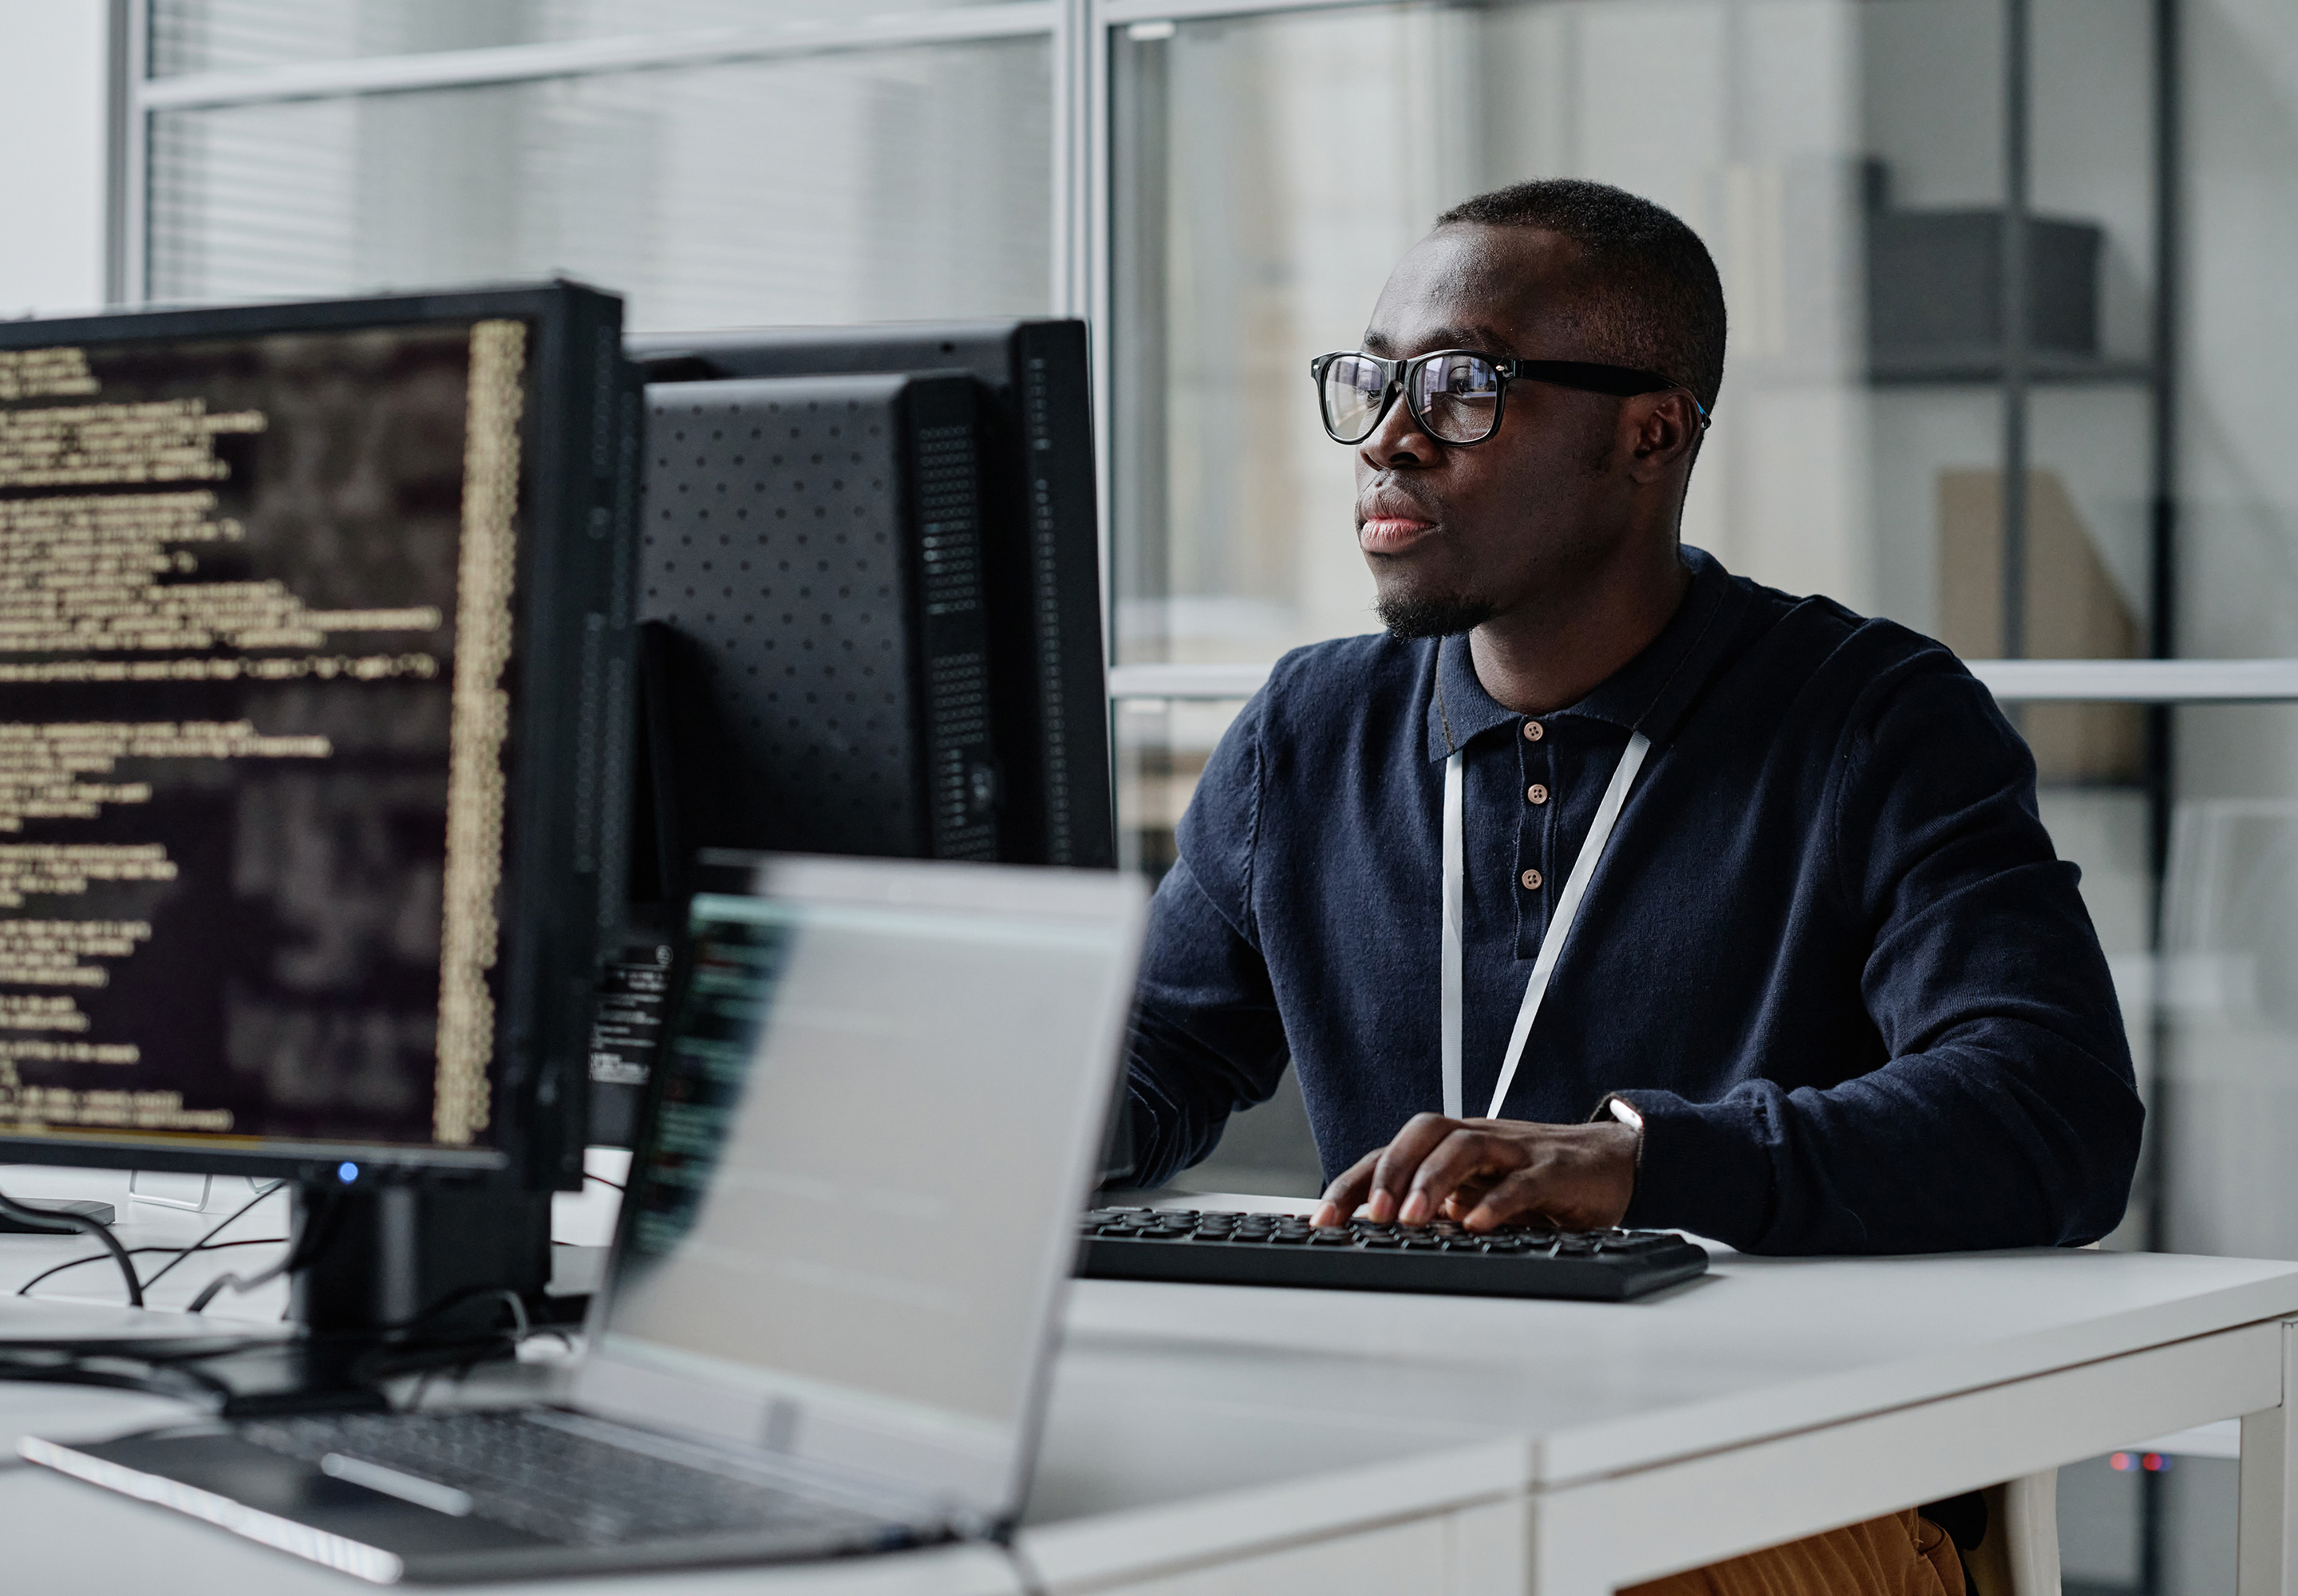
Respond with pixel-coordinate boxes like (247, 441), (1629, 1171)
(0, 285), (640, 1329)
(587, 322), (1115, 1148)
(626, 320), (1114, 871)
(637, 370), (1004, 871)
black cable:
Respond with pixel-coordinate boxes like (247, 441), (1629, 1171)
(185, 1261), (274, 1314)
(139, 1183), (280, 1295)
(186, 1184), (347, 1314)
(584, 1171), (626, 1192)
(15, 1237), (285, 1298)
(374, 1284), (531, 1342)
(0, 1347), (236, 1406)
(0, 1183), (140, 1307)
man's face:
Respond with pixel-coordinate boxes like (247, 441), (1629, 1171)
(1353, 224), (1644, 638)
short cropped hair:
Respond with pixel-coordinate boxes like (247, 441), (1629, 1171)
(1437, 179), (1727, 414)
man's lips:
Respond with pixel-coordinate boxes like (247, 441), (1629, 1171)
(1358, 512), (1436, 555)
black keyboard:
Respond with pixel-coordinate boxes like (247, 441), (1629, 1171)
(1076, 1207), (1708, 1302)
(239, 1410), (893, 1551)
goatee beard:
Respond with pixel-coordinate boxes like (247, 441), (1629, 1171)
(1376, 590), (1496, 640)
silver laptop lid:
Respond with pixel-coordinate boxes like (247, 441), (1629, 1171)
(574, 854), (1144, 1525)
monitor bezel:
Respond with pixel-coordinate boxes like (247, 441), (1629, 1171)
(0, 282), (631, 1187)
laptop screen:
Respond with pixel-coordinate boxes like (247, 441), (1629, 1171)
(583, 858), (1139, 1507)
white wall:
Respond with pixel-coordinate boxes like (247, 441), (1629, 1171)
(0, 2), (110, 316)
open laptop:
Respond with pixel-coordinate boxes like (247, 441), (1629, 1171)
(21, 853), (1146, 1583)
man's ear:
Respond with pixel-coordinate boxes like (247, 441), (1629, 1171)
(1624, 393), (1702, 483)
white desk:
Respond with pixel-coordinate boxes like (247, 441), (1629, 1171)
(2, 1189), (2297, 1594)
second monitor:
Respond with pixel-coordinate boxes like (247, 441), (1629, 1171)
(586, 322), (1114, 1142)
(630, 319), (1112, 875)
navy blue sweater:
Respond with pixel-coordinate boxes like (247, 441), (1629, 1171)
(1123, 547), (2142, 1254)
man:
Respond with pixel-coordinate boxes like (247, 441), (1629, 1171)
(1122, 179), (2142, 1593)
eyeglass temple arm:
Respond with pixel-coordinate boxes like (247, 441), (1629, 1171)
(1500, 358), (1711, 425)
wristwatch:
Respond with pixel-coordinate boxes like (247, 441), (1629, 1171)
(1598, 1092), (1645, 1170)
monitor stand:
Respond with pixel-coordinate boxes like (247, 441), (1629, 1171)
(198, 1179), (557, 1416)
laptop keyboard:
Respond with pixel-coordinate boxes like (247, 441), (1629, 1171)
(239, 1411), (890, 1549)
(1076, 1207), (1708, 1301)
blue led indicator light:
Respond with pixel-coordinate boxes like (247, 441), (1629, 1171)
(338, 1162), (359, 1183)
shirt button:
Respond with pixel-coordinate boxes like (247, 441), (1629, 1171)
(1520, 868), (1544, 891)
(1522, 720), (1545, 742)
(1526, 783), (1549, 805)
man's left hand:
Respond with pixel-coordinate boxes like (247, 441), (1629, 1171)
(1309, 1113), (1639, 1231)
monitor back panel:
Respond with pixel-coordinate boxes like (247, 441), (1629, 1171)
(629, 322), (1112, 869)
(640, 373), (997, 869)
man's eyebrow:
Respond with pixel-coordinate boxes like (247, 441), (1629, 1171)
(1359, 324), (1514, 358)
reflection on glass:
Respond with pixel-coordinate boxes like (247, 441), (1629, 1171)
(148, 41), (1052, 331)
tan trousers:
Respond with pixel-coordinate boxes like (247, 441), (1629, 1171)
(1625, 1511), (1966, 1596)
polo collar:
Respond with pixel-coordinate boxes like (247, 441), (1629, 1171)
(1423, 545), (1746, 762)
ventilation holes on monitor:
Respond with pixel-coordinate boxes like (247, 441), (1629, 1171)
(645, 384), (927, 851)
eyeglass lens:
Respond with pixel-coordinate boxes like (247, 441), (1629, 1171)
(1409, 354), (1502, 444)
(1320, 352), (1506, 444)
(1319, 354), (1390, 443)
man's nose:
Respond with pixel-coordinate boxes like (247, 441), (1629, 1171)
(1357, 387), (1439, 472)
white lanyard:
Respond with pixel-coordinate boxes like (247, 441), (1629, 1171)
(1441, 729), (1650, 1120)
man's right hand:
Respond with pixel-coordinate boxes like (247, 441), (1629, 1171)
(1309, 1112), (1638, 1231)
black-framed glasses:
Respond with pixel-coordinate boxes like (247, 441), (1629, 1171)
(1309, 349), (1712, 447)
